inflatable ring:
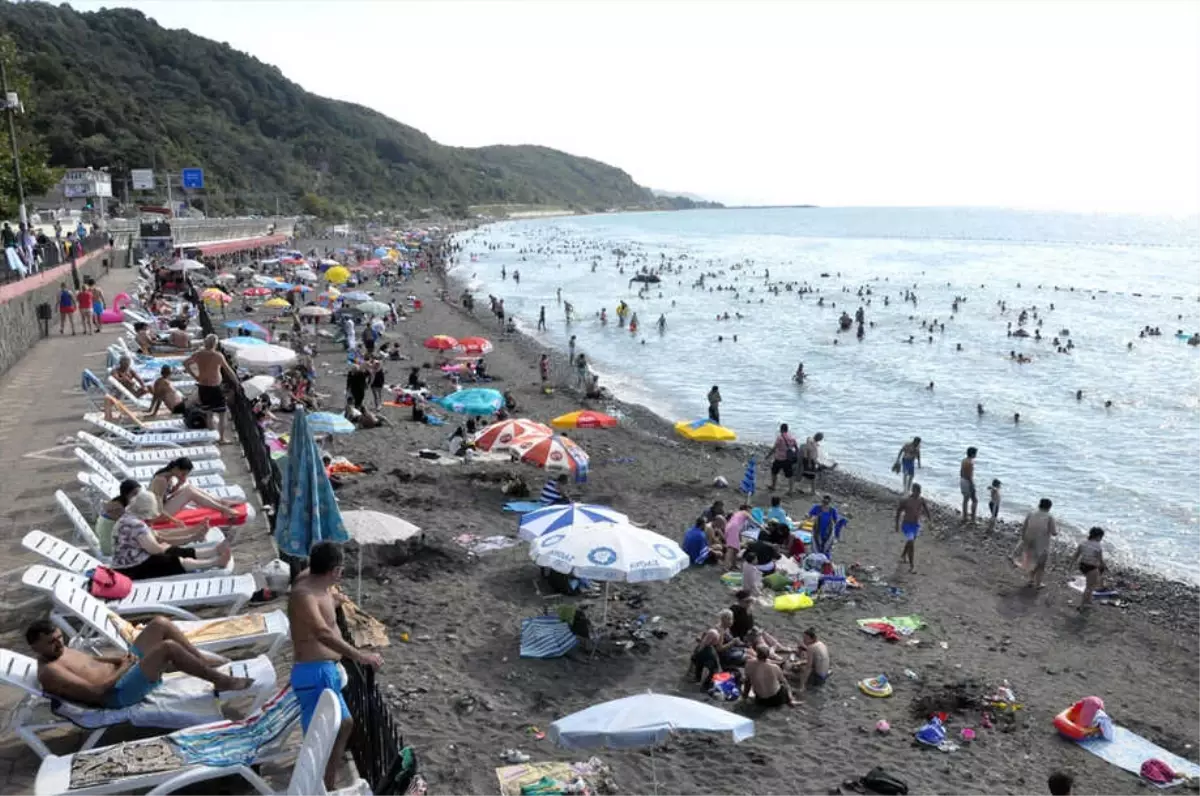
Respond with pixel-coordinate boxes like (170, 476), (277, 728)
(1053, 700), (1102, 741)
(858, 675), (893, 698)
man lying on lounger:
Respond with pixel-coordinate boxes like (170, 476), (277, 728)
(26, 618), (253, 709)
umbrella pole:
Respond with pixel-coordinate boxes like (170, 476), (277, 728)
(356, 543), (363, 606)
(651, 746), (658, 795)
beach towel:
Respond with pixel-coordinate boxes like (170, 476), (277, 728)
(857, 616), (925, 636)
(169, 688), (301, 767)
(455, 534), (520, 555)
(504, 501), (546, 514)
(519, 616), (578, 659)
(1078, 725), (1200, 788)
(496, 758), (611, 796)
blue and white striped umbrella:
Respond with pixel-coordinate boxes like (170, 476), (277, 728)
(518, 503), (629, 542)
(529, 522), (688, 583)
(740, 456), (757, 496)
(307, 411), (356, 435)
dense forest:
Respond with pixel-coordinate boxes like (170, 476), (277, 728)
(0, 2), (717, 218)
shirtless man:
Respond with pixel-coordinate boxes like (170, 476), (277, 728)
(288, 542), (384, 790)
(110, 356), (149, 397)
(168, 321), (192, 350)
(894, 436), (922, 493)
(895, 483), (933, 573)
(959, 446), (979, 524)
(26, 617), (251, 709)
(145, 365), (187, 416)
(792, 628), (830, 692)
(182, 335), (236, 444)
(743, 645), (796, 707)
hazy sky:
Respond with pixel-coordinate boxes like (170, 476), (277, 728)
(70, 0), (1199, 212)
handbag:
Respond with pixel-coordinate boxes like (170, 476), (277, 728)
(88, 566), (133, 600)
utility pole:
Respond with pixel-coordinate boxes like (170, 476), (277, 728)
(1, 60), (27, 226)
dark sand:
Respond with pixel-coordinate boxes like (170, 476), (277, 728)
(278, 241), (1199, 795)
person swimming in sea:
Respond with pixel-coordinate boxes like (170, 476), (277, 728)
(793, 362), (806, 383)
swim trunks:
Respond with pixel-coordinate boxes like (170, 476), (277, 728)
(197, 384), (226, 413)
(105, 662), (161, 708)
(901, 458), (915, 476)
(754, 689), (789, 708)
(959, 478), (976, 500)
(902, 521), (921, 541)
(771, 459), (794, 478)
(988, 501), (999, 518)
(290, 660), (350, 732)
(807, 670), (829, 688)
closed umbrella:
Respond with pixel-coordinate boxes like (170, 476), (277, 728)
(518, 503), (628, 541)
(456, 336), (494, 355)
(357, 301), (391, 316)
(308, 412), (355, 435)
(674, 419), (737, 442)
(424, 334), (459, 351)
(511, 434), (589, 480)
(325, 266), (352, 285)
(274, 407), (348, 559)
(436, 387), (504, 416)
(473, 418), (552, 452)
(551, 410), (618, 430)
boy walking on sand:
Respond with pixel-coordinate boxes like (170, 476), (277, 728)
(895, 484), (932, 573)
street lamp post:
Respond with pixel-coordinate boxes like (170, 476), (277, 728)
(0, 59), (27, 226)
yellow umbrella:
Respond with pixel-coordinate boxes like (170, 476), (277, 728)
(201, 288), (231, 304)
(674, 418), (737, 442)
(325, 266), (351, 285)
(324, 287), (341, 300)
(264, 297), (291, 308)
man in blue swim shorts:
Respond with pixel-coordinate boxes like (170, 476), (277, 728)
(289, 542), (384, 791)
(894, 436), (922, 493)
(26, 617), (252, 709)
(895, 484), (932, 574)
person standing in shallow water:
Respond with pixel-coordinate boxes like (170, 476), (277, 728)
(707, 385), (722, 424)
(960, 447), (979, 524)
(893, 436), (922, 493)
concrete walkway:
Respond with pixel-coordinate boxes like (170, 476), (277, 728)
(0, 265), (280, 792)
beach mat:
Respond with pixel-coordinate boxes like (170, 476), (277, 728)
(857, 615), (925, 636)
(519, 616), (578, 659)
(1078, 725), (1200, 788)
(1068, 576), (1119, 598)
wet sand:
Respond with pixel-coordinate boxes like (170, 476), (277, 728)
(283, 243), (1199, 795)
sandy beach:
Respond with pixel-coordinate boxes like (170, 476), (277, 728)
(284, 238), (1198, 795)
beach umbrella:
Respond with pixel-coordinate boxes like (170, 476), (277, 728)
(359, 259), (383, 270)
(234, 343), (298, 369)
(223, 319), (268, 339)
(529, 522), (686, 587)
(252, 275), (279, 287)
(240, 374), (276, 400)
(263, 297), (291, 309)
(298, 305), (332, 318)
(740, 456), (757, 496)
(323, 287), (341, 300)
(274, 407), (348, 559)
(319, 259), (341, 269)
(511, 434), (590, 480)
(308, 411), (356, 435)
(373, 247), (389, 257)
(166, 258), (206, 272)
(243, 287), (272, 297)
(293, 268), (319, 282)
(214, 272), (236, 283)
(436, 387), (504, 416)
(357, 301), (391, 317)
(456, 336), (494, 355)
(551, 410), (618, 430)
(424, 334), (459, 351)
(290, 284), (312, 294)
(518, 503), (629, 541)
(341, 291), (372, 302)
(223, 335), (268, 347)
(473, 418), (552, 452)
(341, 510), (423, 603)
(236, 265), (256, 275)
(201, 288), (231, 304)
(674, 419), (737, 443)
(325, 265), (352, 285)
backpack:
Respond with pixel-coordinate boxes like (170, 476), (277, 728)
(862, 767), (909, 795)
(183, 404), (209, 430)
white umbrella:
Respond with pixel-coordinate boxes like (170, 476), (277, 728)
(214, 272), (237, 283)
(235, 265), (257, 275)
(232, 343), (298, 369)
(293, 268), (319, 282)
(240, 375), (276, 400)
(298, 305), (332, 318)
(167, 258), (207, 272)
(518, 503), (628, 542)
(342, 509), (424, 603)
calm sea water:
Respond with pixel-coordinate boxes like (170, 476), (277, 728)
(453, 208), (1200, 582)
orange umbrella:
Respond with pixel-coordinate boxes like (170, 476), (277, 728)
(424, 335), (459, 351)
(551, 410), (618, 430)
(456, 336), (494, 355)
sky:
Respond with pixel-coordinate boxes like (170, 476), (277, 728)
(69, 0), (1200, 212)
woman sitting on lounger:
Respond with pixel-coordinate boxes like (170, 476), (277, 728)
(148, 458), (241, 522)
(96, 479), (142, 557)
(111, 491), (231, 579)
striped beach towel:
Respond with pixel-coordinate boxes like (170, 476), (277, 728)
(520, 616), (578, 659)
(169, 687), (301, 767)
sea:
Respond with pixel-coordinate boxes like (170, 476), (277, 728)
(450, 207), (1200, 583)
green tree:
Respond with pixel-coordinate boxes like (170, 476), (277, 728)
(0, 34), (59, 220)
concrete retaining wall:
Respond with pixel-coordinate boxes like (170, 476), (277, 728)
(0, 248), (118, 378)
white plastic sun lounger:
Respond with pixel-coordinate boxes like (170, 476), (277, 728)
(85, 415), (219, 447)
(82, 412), (187, 433)
(47, 583), (289, 660)
(77, 467), (246, 505)
(45, 494), (230, 576)
(33, 686), (312, 795)
(0, 648), (277, 761)
(22, 565), (256, 619)
(103, 376), (153, 411)
(78, 431), (224, 468)
(21, 530), (102, 576)
(74, 447), (228, 489)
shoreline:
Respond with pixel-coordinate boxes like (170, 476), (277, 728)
(442, 244), (1199, 605)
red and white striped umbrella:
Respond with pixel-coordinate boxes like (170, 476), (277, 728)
(243, 287), (272, 297)
(511, 434), (590, 476)
(474, 418), (552, 452)
(424, 335), (459, 351)
(456, 336), (494, 355)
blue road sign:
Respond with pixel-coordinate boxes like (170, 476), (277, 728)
(181, 168), (204, 189)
